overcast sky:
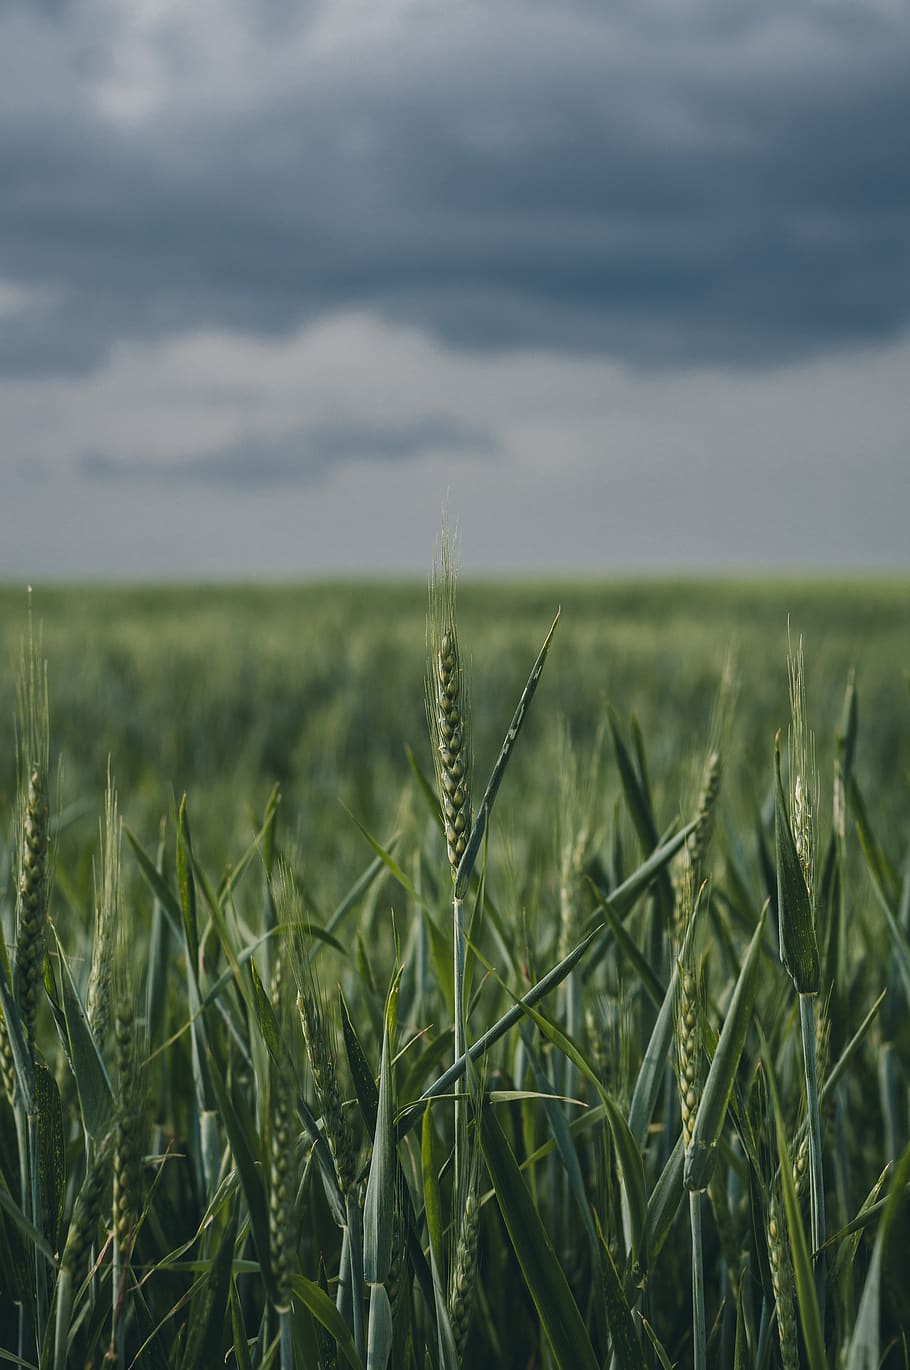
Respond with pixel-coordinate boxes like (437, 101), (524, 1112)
(1, 0), (908, 579)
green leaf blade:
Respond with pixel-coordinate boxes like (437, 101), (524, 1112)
(684, 905), (767, 1192)
(480, 1106), (599, 1370)
(363, 983), (397, 1286)
(774, 738), (819, 995)
(455, 609), (560, 897)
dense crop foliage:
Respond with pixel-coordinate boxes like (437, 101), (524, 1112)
(0, 577), (907, 1368)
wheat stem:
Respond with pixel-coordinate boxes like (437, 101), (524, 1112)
(336, 1222), (352, 1321)
(279, 1307), (294, 1370)
(690, 1188), (706, 1370)
(453, 891), (467, 1202)
(29, 1106), (47, 1333)
(88, 766), (120, 1046)
(799, 991), (826, 1318)
(13, 1104), (33, 1360)
(427, 530), (472, 1212)
(346, 1186), (365, 1359)
(269, 1053), (297, 1316)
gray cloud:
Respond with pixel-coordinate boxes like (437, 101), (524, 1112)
(0, 1), (908, 379)
(79, 415), (494, 488)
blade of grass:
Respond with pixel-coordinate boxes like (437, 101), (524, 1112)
(763, 1043), (826, 1370)
(178, 1210), (238, 1370)
(403, 825), (698, 1140)
(307, 854), (390, 968)
(522, 1031), (596, 1250)
(400, 922), (603, 1136)
(290, 1276), (363, 1370)
(584, 819), (699, 977)
(593, 1212), (647, 1370)
(644, 1134), (686, 1264)
(363, 977), (398, 1286)
(48, 925), (112, 1143)
(404, 743), (444, 833)
(339, 989), (379, 1137)
(455, 610), (560, 898)
(588, 881), (666, 1009)
(628, 962), (678, 1149)
(846, 1140), (910, 1370)
(480, 1106), (600, 1370)
(365, 1283), (392, 1370)
(421, 1108), (459, 1370)
(684, 905), (767, 1193)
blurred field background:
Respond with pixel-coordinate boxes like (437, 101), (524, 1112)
(1, 579), (906, 901)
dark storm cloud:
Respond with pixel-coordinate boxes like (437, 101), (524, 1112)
(1, 0), (908, 378)
(79, 415), (494, 488)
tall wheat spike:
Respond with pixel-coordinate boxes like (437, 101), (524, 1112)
(110, 915), (146, 1367)
(676, 880), (707, 1370)
(448, 1181), (480, 1363)
(0, 1008), (15, 1108)
(767, 1188), (799, 1370)
(785, 632), (826, 1312)
(427, 530), (472, 882)
(297, 987), (357, 1197)
(269, 954), (298, 1316)
(427, 524), (473, 1206)
(15, 611), (50, 1045)
(12, 605), (52, 1350)
(88, 764), (120, 1046)
(788, 634), (817, 899)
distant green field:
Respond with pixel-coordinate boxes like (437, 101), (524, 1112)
(0, 579), (906, 887)
(0, 577), (907, 1367)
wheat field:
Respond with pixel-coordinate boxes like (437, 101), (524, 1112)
(0, 575), (907, 1368)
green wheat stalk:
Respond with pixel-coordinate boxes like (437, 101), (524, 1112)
(427, 526), (472, 1209)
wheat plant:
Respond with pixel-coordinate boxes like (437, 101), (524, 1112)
(0, 567), (906, 1369)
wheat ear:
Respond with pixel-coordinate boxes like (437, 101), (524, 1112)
(785, 633), (826, 1315)
(427, 525), (473, 1206)
(767, 1188), (799, 1370)
(448, 1183), (480, 1362)
(88, 765), (120, 1046)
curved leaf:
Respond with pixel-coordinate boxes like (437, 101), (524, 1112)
(290, 1275), (363, 1370)
(774, 738), (819, 994)
(455, 609), (560, 897)
(684, 905), (767, 1192)
(480, 1106), (599, 1370)
(363, 977), (398, 1286)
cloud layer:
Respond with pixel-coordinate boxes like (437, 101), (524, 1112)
(1, 1), (907, 576)
(79, 415), (494, 488)
(2, 311), (907, 576)
(2, 0), (909, 379)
